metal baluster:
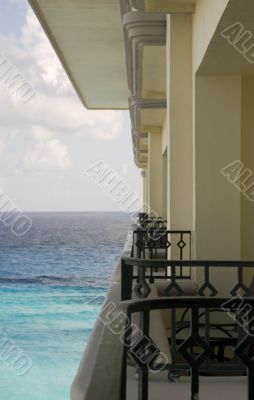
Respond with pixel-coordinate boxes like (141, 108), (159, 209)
(155, 234), (158, 259)
(165, 232), (168, 259)
(139, 311), (150, 400)
(171, 307), (177, 367)
(248, 368), (254, 400)
(205, 308), (210, 368)
(121, 259), (133, 300)
(142, 231), (146, 259)
(135, 231), (140, 259)
(180, 232), (183, 261)
(150, 264), (153, 284)
(191, 307), (200, 400)
(247, 307), (254, 400)
(231, 265), (251, 297)
(121, 310), (130, 400)
(205, 267), (209, 294)
(238, 266), (244, 293)
(197, 264), (217, 297)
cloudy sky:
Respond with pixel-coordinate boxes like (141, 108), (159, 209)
(0, 0), (141, 211)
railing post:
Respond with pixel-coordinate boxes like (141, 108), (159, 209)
(120, 344), (127, 400)
(121, 308), (132, 400)
(138, 311), (149, 400)
(121, 259), (133, 300)
(248, 369), (254, 400)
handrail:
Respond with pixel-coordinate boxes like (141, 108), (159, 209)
(122, 258), (254, 267)
(121, 258), (254, 300)
(132, 229), (192, 260)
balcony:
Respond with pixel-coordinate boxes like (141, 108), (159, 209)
(71, 215), (254, 400)
(121, 297), (254, 400)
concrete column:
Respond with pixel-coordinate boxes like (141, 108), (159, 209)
(241, 77), (254, 284)
(195, 76), (241, 259)
(141, 169), (149, 213)
(166, 14), (193, 230)
(162, 150), (168, 220)
(148, 132), (163, 217)
(194, 75), (241, 295)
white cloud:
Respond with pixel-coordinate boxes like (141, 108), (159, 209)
(121, 163), (129, 178)
(26, 125), (72, 171)
(0, 7), (124, 144)
(24, 138), (71, 171)
(20, 8), (66, 90)
(9, 0), (27, 6)
(0, 176), (6, 192)
(31, 125), (54, 141)
(0, 139), (5, 152)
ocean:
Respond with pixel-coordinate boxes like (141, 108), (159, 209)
(0, 212), (131, 400)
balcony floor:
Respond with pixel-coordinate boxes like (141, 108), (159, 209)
(127, 375), (247, 400)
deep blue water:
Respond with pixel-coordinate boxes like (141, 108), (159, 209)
(0, 212), (130, 400)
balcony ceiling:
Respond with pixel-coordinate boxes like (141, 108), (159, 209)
(131, 0), (195, 13)
(28, 0), (129, 110)
(198, 0), (254, 75)
(140, 108), (166, 133)
(142, 46), (166, 100)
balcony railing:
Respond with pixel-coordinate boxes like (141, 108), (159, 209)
(121, 258), (254, 300)
(136, 213), (167, 230)
(72, 227), (254, 400)
(121, 297), (254, 400)
(132, 229), (192, 260)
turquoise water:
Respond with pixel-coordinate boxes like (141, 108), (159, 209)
(0, 212), (130, 400)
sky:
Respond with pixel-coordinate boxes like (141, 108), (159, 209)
(0, 0), (142, 212)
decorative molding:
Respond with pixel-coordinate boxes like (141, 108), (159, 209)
(123, 11), (166, 97)
(132, 131), (148, 150)
(132, 130), (148, 168)
(119, 3), (167, 167)
(134, 152), (148, 168)
(129, 0), (145, 12)
(119, 0), (132, 20)
(129, 96), (166, 131)
(130, 97), (165, 166)
(130, 0), (195, 13)
(133, 142), (148, 168)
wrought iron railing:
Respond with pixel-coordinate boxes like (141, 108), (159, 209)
(121, 259), (254, 301)
(136, 214), (167, 231)
(121, 297), (254, 400)
(136, 212), (148, 224)
(132, 229), (191, 260)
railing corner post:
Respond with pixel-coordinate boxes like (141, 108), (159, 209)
(121, 259), (133, 300)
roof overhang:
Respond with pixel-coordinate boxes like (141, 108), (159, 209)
(129, 97), (166, 168)
(130, 0), (195, 13)
(28, 0), (129, 109)
(198, 0), (254, 75)
(122, 10), (167, 168)
(123, 12), (166, 99)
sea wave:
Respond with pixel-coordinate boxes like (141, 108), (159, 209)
(0, 275), (108, 288)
